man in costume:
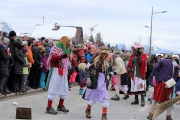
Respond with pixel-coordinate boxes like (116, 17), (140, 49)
(127, 42), (147, 106)
(46, 36), (77, 115)
(83, 46), (110, 120)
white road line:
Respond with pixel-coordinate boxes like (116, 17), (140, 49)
(139, 105), (150, 111)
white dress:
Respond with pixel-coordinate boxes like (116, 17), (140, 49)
(48, 68), (69, 95)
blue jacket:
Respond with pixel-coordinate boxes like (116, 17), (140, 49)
(86, 53), (92, 62)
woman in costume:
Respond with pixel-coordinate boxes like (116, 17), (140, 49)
(147, 54), (178, 120)
(109, 53), (127, 100)
(83, 46), (110, 120)
(45, 36), (77, 115)
(127, 42), (147, 106)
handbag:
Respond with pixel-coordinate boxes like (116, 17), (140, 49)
(165, 64), (176, 88)
(16, 107), (32, 119)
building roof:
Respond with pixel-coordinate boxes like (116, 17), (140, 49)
(30, 25), (77, 40)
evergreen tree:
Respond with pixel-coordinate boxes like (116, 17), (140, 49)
(88, 35), (94, 44)
(95, 32), (104, 47)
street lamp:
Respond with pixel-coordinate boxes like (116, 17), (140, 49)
(148, 7), (167, 57)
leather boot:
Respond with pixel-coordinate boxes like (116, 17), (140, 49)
(85, 108), (91, 118)
(123, 94), (129, 100)
(4, 88), (11, 94)
(141, 98), (145, 107)
(166, 115), (173, 120)
(131, 95), (139, 105)
(101, 113), (107, 120)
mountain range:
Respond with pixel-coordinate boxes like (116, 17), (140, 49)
(116, 44), (179, 54)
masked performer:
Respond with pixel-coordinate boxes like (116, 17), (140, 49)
(46, 36), (77, 115)
(127, 42), (147, 106)
(83, 46), (110, 120)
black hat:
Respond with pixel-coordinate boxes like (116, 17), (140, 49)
(41, 37), (46, 41)
(9, 31), (17, 37)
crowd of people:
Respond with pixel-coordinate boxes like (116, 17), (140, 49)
(0, 30), (180, 120)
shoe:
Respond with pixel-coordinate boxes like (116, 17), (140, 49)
(0, 90), (6, 96)
(25, 86), (31, 90)
(111, 94), (120, 101)
(131, 99), (139, 105)
(166, 115), (173, 120)
(141, 99), (145, 107)
(123, 95), (129, 100)
(57, 105), (69, 112)
(46, 107), (58, 115)
(110, 86), (115, 91)
(4, 89), (11, 94)
(147, 113), (153, 120)
(85, 108), (91, 118)
(101, 113), (107, 120)
(0, 93), (4, 97)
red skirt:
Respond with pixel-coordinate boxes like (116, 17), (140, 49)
(153, 82), (173, 103)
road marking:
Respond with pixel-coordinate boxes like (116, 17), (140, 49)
(139, 105), (150, 111)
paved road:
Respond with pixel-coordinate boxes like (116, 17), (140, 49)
(0, 86), (180, 120)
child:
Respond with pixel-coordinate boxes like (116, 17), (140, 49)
(78, 63), (87, 95)
(39, 52), (48, 88)
(22, 45), (30, 92)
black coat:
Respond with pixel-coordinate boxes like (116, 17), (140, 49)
(33, 48), (42, 68)
(0, 45), (11, 76)
(14, 43), (25, 75)
(8, 38), (16, 64)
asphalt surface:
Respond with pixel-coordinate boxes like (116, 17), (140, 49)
(0, 86), (180, 120)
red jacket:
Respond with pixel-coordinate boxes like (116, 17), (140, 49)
(50, 54), (77, 68)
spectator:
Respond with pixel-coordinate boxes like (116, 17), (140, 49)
(38, 37), (46, 46)
(13, 38), (26, 93)
(0, 37), (11, 96)
(39, 52), (48, 88)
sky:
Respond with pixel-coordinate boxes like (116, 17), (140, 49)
(0, 0), (179, 52)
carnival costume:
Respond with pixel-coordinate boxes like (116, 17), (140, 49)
(127, 42), (147, 106)
(83, 46), (110, 120)
(109, 53), (127, 100)
(45, 36), (77, 115)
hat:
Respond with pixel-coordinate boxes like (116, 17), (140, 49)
(99, 46), (110, 56)
(22, 41), (27, 46)
(77, 44), (82, 48)
(84, 47), (88, 52)
(9, 31), (16, 37)
(3, 37), (10, 44)
(41, 37), (46, 41)
(132, 42), (143, 48)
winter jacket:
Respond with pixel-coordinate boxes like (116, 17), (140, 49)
(33, 48), (42, 68)
(86, 53), (92, 62)
(27, 46), (34, 66)
(14, 43), (26, 75)
(41, 55), (48, 72)
(8, 38), (16, 64)
(0, 45), (11, 75)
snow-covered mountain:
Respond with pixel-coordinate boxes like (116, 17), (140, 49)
(116, 44), (179, 54)
(0, 19), (13, 33)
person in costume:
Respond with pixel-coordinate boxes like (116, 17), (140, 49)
(127, 42), (147, 106)
(109, 53), (127, 100)
(45, 36), (78, 115)
(147, 54), (178, 120)
(83, 46), (110, 120)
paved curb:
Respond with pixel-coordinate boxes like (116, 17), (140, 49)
(0, 83), (79, 100)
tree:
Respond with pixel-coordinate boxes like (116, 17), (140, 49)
(95, 32), (104, 47)
(88, 35), (94, 44)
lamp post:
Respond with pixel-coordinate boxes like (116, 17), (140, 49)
(146, 7), (167, 57)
